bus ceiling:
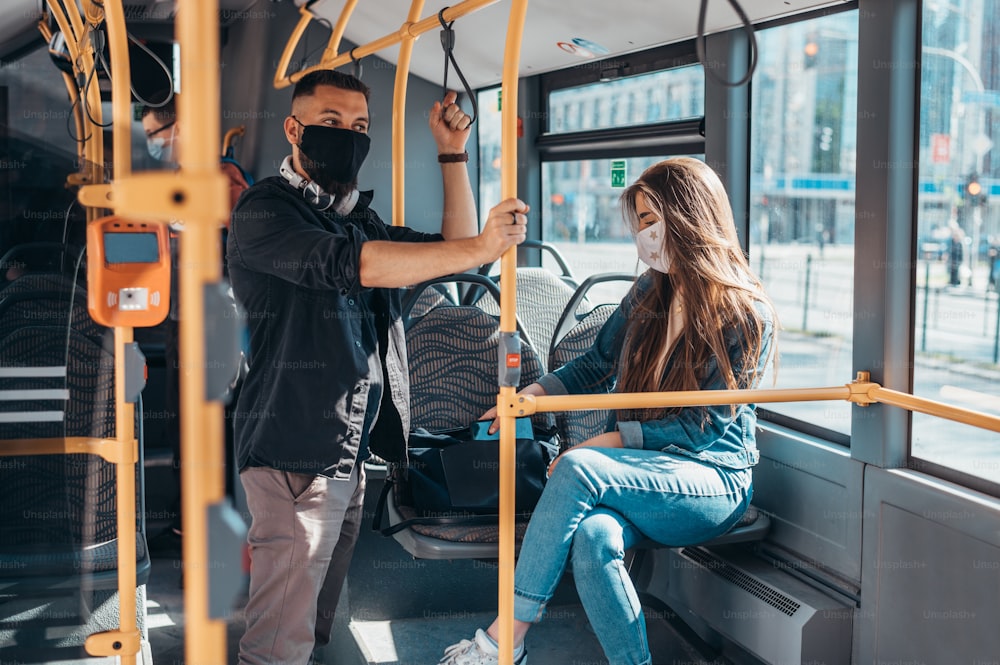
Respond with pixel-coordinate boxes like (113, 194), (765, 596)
(0, 0), (44, 63)
(0, 0), (257, 62)
(300, 0), (846, 89)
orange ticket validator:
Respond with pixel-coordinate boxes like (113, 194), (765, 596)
(87, 216), (171, 328)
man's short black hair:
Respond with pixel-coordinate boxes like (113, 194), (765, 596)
(292, 70), (370, 104)
(140, 90), (176, 122)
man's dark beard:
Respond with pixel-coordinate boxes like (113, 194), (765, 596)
(300, 153), (358, 200)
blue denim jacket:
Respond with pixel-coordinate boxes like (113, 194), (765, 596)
(536, 273), (774, 470)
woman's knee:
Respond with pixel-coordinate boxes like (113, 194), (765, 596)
(571, 513), (625, 573)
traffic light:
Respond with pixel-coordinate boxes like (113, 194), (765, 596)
(804, 34), (819, 69)
(965, 173), (987, 207)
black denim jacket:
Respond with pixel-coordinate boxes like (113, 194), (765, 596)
(227, 177), (442, 479)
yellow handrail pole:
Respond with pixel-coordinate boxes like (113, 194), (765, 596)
(528, 386), (859, 414)
(391, 0), (426, 228)
(53, 0), (83, 45)
(320, 0), (360, 68)
(80, 0), (104, 26)
(275, 0), (500, 89)
(45, 1), (102, 205)
(76, 2), (140, 663)
(37, 15), (87, 156)
(868, 386), (1000, 433)
(496, 2), (528, 664)
(273, 6), (316, 89)
(58, 0), (105, 196)
(222, 126), (246, 156)
(176, 0), (228, 662)
(272, 0), (359, 88)
(98, 0), (131, 180)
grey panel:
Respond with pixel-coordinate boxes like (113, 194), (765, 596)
(755, 424), (865, 581)
(859, 467), (1000, 665)
(659, 547), (853, 664)
(852, 0), (918, 467)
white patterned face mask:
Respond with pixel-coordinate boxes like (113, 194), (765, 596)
(635, 221), (672, 274)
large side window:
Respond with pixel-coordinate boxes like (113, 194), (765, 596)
(530, 51), (706, 305)
(913, 1), (1000, 487)
(547, 65), (703, 133)
(749, 9), (859, 440)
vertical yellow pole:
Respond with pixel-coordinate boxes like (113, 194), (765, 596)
(36, 18), (88, 171)
(47, 0), (104, 218)
(102, 3), (137, 662)
(391, 0), (426, 227)
(498, 2), (528, 663)
(176, 0), (227, 662)
(100, 0), (131, 180)
(320, 0), (360, 65)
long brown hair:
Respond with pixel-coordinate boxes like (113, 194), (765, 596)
(616, 158), (777, 422)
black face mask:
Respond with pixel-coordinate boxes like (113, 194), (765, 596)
(294, 119), (371, 192)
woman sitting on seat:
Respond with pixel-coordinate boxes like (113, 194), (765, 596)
(440, 157), (778, 665)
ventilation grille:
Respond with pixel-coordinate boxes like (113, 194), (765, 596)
(681, 547), (802, 616)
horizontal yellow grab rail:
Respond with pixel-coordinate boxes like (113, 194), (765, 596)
(501, 371), (1000, 435)
(275, 0), (500, 88)
(513, 385), (861, 415)
(870, 386), (1000, 434)
(0, 437), (137, 464)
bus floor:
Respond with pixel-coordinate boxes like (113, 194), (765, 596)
(144, 548), (730, 665)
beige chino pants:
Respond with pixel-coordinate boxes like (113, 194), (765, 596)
(238, 463), (365, 665)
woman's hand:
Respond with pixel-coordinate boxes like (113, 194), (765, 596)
(546, 432), (624, 476)
(479, 382), (548, 435)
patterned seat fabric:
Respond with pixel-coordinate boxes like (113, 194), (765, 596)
(407, 306), (547, 431)
(475, 267), (578, 370)
(0, 273), (144, 578)
(548, 304), (618, 450)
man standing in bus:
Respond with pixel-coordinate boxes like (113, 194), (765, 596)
(227, 69), (528, 665)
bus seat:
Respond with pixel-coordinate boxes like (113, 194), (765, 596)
(403, 281), (457, 319)
(382, 482), (530, 560)
(380, 478), (770, 561)
(634, 504), (771, 552)
(548, 304), (618, 448)
(475, 266), (578, 370)
(0, 273), (150, 653)
(403, 275), (549, 432)
(381, 275), (549, 558)
(547, 274), (636, 449)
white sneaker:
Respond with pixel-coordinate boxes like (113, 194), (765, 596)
(439, 628), (527, 665)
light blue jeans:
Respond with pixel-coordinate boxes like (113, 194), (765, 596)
(512, 447), (752, 665)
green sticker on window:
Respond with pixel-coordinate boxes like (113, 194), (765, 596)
(611, 160), (627, 189)
(497, 89), (502, 112)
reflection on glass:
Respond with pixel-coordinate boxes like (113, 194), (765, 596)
(749, 10), (859, 438)
(548, 65), (704, 133)
(913, 0), (1000, 485)
(541, 156), (680, 306)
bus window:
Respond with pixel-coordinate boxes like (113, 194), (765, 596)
(483, 58), (709, 306)
(913, 0), (1000, 488)
(540, 155), (678, 305)
(547, 65), (704, 133)
(749, 9), (859, 440)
